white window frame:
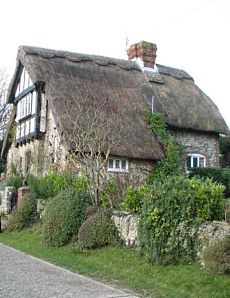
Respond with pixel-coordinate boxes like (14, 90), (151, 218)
(17, 91), (36, 122)
(107, 158), (129, 172)
(186, 154), (206, 169)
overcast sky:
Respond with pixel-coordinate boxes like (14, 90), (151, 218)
(1, 0), (230, 129)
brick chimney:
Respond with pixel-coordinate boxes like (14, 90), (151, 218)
(127, 41), (157, 69)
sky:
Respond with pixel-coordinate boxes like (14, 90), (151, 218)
(0, 0), (230, 129)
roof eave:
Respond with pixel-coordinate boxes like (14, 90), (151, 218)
(6, 59), (23, 104)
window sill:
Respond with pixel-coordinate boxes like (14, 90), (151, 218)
(107, 169), (129, 173)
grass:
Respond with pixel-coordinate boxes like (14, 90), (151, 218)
(0, 226), (229, 298)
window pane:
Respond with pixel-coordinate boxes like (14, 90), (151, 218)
(25, 120), (30, 135)
(20, 123), (25, 137)
(30, 118), (35, 133)
(108, 159), (113, 169)
(115, 160), (120, 169)
(16, 125), (20, 139)
(193, 157), (198, 168)
(186, 156), (191, 168)
(199, 157), (205, 167)
(31, 92), (37, 114)
(121, 160), (126, 170)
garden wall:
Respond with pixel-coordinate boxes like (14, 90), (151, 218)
(112, 212), (230, 254)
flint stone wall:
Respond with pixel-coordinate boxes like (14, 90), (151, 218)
(112, 212), (230, 256)
(171, 129), (219, 167)
(112, 211), (139, 247)
(197, 221), (230, 254)
(0, 187), (16, 214)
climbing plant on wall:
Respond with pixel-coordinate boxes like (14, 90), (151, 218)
(145, 111), (184, 181)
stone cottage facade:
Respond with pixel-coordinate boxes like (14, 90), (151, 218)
(1, 41), (229, 188)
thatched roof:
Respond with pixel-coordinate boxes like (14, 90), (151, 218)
(6, 46), (166, 160)
(3, 45), (229, 159)
(146, 64), (229, 134)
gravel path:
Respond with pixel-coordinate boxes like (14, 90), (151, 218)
(0, 243), (139, 298)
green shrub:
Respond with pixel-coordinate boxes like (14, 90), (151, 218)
(27, 171), (89, 200)
(190, 167), (230, 197)
(139, 175), (225, 265)
(77, 212), (119, 249)
(6, 175), (23, 189)
(6, 197), (38, 232)
(202, 237), (230, 275)
(189, 176), (225, 220)
(146, 111), (184, 181)
(121, 185), (148, 213)
(101, 180), (120, 208)
(26, 171), (69, 199)
(42, 187), (90, 247)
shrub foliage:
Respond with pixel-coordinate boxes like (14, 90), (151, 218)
(139, 175), (225, 265)
(190, 167), (230, 197)
(27, 171), (88, 200)
(101, 179), (120, 208)
(6, 197), (38, 232)
(42, 188), (90, 247)
(78, 212), (119, 249)
(121, 185), (148, 213)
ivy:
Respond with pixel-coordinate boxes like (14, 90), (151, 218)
(145, 111), (184, 181)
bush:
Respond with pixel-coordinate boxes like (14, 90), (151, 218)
(202, 237), (230, 275)
(6, 197), (38, 232)
(6, 175), (23, 189)
(190, 167), (230, 197)
(26, 171), (70, 199)
(139, 175), (225, 265)
(101, 180), (120, 208)
(27, 171), (89, 200)
(189, 176), (225, 221)
(42, 187), (90, 247)
(78, 212), (119, 249)
(121, 185), (148, 213)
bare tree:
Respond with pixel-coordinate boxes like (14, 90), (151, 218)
(59, 95), (128, 207)
(0, 69), (10, 140)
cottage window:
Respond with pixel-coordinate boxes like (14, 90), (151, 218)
(16, 91), (37, 122)
(186, 154), (206, 169)
(14, 68), (46, 144)
(108, 158), (128, 172)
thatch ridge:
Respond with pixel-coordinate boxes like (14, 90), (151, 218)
(18, 45), (141, 71)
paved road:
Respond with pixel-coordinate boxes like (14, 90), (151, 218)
(0, 244), (139, 298)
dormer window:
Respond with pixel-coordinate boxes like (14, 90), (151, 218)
(186, 154), (206, 169)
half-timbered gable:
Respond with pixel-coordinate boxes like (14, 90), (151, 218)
(8, 66), (47, 146)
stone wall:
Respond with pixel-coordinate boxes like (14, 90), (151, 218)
(112, 211), (139, 246)
(171, 129), (220, 167)
(106, 158), (155, 193)
(0, 187), (16, 214)
(197, 221), (230, 253)
(43, 108), (67, 173)
(112, 212), (230, 259)
(7, 139), (45, 176)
